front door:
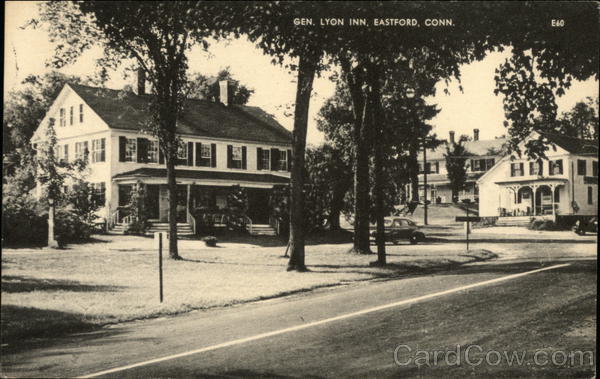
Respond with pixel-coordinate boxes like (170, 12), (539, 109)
(247, 189), (270, 224)
(146, 185), (160, 220)
(176, 185), (188, 223)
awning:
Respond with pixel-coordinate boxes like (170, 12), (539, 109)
(112, 168), (290, 184)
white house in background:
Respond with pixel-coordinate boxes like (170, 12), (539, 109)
(410, 128), (507, 203)
(31, 78), (292, 234)
(477, 130), (598, 223)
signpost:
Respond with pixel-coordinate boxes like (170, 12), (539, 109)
(456, 209), (481, 251)
(155, 232), (165, 302)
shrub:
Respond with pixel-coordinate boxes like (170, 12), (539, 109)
(54, 208), (93, 246)
(124, 220), (150, 236)
(528, 219), (558, 231)
(2, 194), (47, 246)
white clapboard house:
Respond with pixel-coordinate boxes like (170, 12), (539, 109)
(477, 131), (598, 225)
(31, 79), (292, 235)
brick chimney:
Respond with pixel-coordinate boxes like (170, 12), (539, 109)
(219, 80), (230, 106)
(449, 130), (455, 144)
(137, 67), (146, 96)
(473, 128), (480, 141)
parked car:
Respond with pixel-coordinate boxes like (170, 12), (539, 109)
(573, 217), (597, 235)
(369, 217), (425, 244)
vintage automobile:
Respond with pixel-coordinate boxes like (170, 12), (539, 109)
(369, 217), (426, 244)
(573, 217), (598, 235)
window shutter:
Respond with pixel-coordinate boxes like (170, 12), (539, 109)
(187, 142), (194, 166)
(257, 148), (263, 170)
(271, 148), (279, 171)
(529, 162), (534, 175)
(287, 149), (292, 171)
(195, 143), (202, 166)
(211, 143), (217, 168)
(119, 136), (126, 162)
(435, 161), (439, 174)
(241, 146), (247, 169)
(83, 141), (89, 162)
(159, 147), (164, 164)
(227, 145), (233, 168)
(539, 160), (543, 175)
(137, 138), (147, 163)
(64, 144), (69, 162)
(519, 162), (524, 175)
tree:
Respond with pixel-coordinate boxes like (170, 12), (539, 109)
(38, 1), (220, 258)
(187, 68), (254, 105)
(554, 97), (599, 141)
(3, 72), (83, 178)
(445, 135), (472, 203)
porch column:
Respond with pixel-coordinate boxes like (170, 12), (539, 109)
(532, 185), (537, 216)
(186, 184), (191, 223)
(550, 185), (556, 220)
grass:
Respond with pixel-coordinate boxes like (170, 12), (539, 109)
(1, 231), (495, 346)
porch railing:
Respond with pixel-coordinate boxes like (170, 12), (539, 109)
(109, 209), (120, 229)
(243, 215), (253, 234)
(187, 209), (197, 235)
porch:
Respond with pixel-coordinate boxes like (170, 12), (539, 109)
(495, 179), (568, 220)
(109, 168), (290, 235)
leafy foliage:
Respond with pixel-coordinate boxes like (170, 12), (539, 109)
(187, 68), (254, 105)
(445, 135), (473, 203)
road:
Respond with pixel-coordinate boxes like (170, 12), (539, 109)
(2, 258), (596, 378)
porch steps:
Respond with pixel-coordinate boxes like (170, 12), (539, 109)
(496, 216), (533, 227)
(247, 224), (277, 236)
(110, 222), (195, 236)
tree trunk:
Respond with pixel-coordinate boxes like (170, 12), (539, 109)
(287, 55), (318, 272)
(341, 58), (372, 255)
(409, 142), (420, 203)
(368, 63), (386, 265)
(47, 202), (58, 248)
(166, 155), (180, 259)
(328, 181), (349, 231)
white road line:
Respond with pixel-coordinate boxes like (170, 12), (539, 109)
(79, 263), (570, 378)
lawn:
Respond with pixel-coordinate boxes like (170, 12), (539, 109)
(1, 231), (495, 346)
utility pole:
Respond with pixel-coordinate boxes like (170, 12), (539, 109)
(423, 138), (428, 225)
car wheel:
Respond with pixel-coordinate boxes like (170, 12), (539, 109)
(393, 239), (400, 245)
(409, 234), (419, 245)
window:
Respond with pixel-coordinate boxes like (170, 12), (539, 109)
(549, 159), (563, 175)
(59, 108), (66, 127)
(588, 186), (593, 205)
(92, 138), (106, 163)
(79, 104), (84, 123)
(147, 140), (159, 163)
(486, 159), (495, 170)
(577, 160), (587, 176)
(69, 106), (74, 125)
(510, 162), (524, 177)
(177, 140), (187, 160)
(278, 150), (287, 171)
(201, 144), (211, 159)
(231, 146), (242, 168)
(92, 182), (106, 206)
(529, 160), (543, 176)
(260, 149), (270, 170)
(593, 161), (598, 177)
(471, 159), (481, 171)
(56, 145), (63, 161)
(125, 138), (137, 162)
(75, 141), (88, 161)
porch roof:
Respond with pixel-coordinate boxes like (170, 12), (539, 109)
(113, 168), (290, 184)
(494, 178), (568, 186)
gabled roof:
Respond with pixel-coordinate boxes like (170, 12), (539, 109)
(68, 84), (292, 145)
(537, 131), (598, 155)
(419, 138), (507, 161)
(112, 167), (290, 184)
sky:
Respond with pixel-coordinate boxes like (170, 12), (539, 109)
(4, 1), (599, 146)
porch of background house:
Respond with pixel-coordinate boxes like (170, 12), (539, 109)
(109, 183), (278, 236)
(495, 181), (566, 226)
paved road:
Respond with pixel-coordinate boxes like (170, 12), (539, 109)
(2, 258), (595, 378)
